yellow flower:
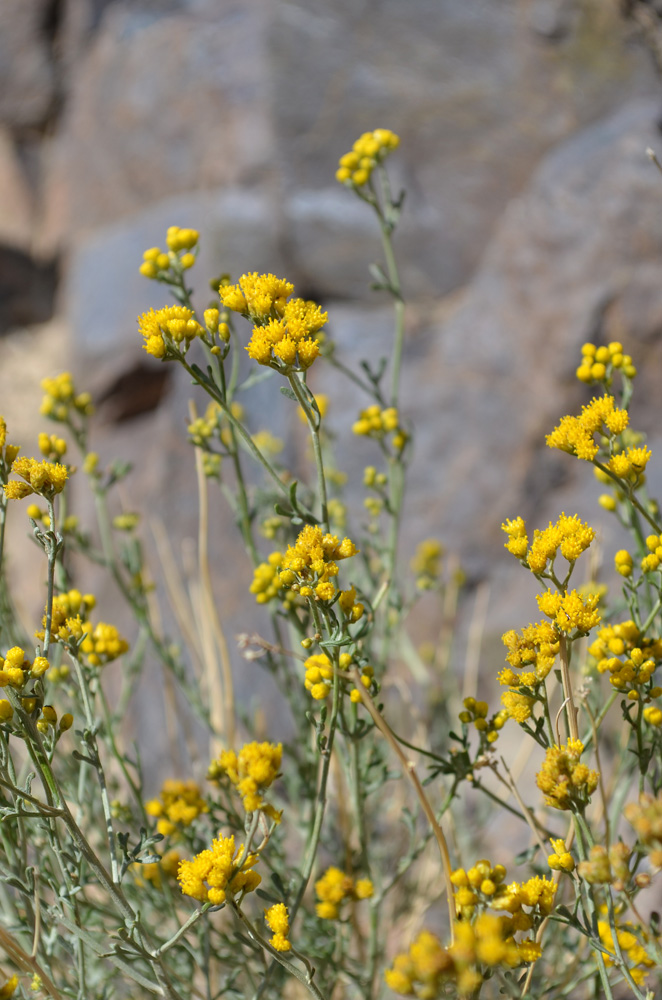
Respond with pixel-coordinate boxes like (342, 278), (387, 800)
(4, 456), (68, 499)
(0, 976), (19, 999)
(336, 129), (400, 187)
(146, 779), (208, 837)
(265, 902), (291, 951)
(536, 589), (601, 634)
(210, 741), (282, 813)
(536, 739), (599, 810)
(178, 833), (261, 905)
(279, 524), (359, 604)
(138, 305), (202, 358)
(546, 395), (629, 461)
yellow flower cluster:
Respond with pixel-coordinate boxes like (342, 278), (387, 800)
(588, 621), (662, 699)
(385, 910), (542, 1000)
(177, 833), (261, 905)
(547, 838), (575, 873)
(533, 514), (594, 573)
(411, 539), (443, 589)
(458, 697), (507, 743)
(78, 622), (129, 667)
(642, 532), (662, 573)
(38, 432), (67, 460)
(500, 621), (559, 690)
(220, 272), (294, 320)
(336, 128), (400, 187)
(607, 445), (651, 481)
(489, 875), (557, 919)
(250, 553), (285, 604)
(546, 394), (629, 462)
(614, 549), (633, 577)
(450, 860), (507, 916)
(264, 902), (291, 952)
(315, 866), (373, 920)
(210, 741), (282, 813)
(338, 584), (365, 624)
(219, 273), (326, 371)
(188, 402), (222, 447)
(0, 647), (29, 688)
(536, 738), (599, 810)
(43, 589), (95, 633)
(4, 456), (68, 500)
(36, 703), (73, 736)
(536, 589), (601, 634)
(352, 405), (406, 452)
(146, 779), (208, 837)
(598, 917), (655, 986)
(0, 977), (18, 999)
(577, 843), (630, 886)
(140, 226), (199, 277)
(278, 524), (359, 603)
(40, 373), (94, 421)
(138, 305), (203, 359)
(303, 651), (372, 702)
(576, 341), (637, 383)
(0, 417), (20, 470)
(452, 914), (541, 986)
(384, 930), (455, 998)
(625, 792), (662, 869)
(0, 699), (13, 722)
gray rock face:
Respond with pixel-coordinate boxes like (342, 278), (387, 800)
(0, 0), (56, 129)
(44, 1), (273, 239)
(43, 0), (658, 302)
(403, 99), (662, 568)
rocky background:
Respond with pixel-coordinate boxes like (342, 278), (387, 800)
(3, 0), (662, 773)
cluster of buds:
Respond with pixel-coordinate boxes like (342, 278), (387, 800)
(625, 792), (662, 869)
(352, 405), (407, 452)
(314, 866), (373, 920)
(577, 843), (635, 890)
(145, 779), (208, 837)
(35, 703), (74, 737)
(40, 372), (94, 422)
(140, 226), (199, 277)
(335, 128), (400, 187)
(459, 697), (508, 744)
(576, 341), (636, 384)
(208, 741), (282, 815)
(547, 838), (575, 873)
(536, 739), (599, 811)
(642, 532), (662, 574)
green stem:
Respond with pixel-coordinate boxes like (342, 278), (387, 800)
(178, 356), (292, 504)
(593, 460), (662, 536)
(43, 498), (59, 656)
(70, 656), (120, 883)
(231, 901), (329, 1000)
(216, 352), (259, 565)
(152, 904), (210, 959)
(288, 374), (328, 532)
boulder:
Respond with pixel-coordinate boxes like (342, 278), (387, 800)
(0, 0), (55, 129)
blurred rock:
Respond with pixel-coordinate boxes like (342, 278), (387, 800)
(0, 246), (59, 333)
(0, 129), (35, 248)
(41, 0), (658, 300)
(272, 0), (657, 297)
(402, 98), (662, 568)
(41, 0), (273, 246)
(0, 0), (56, 129)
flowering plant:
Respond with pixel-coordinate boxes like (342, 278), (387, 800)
(0, 128), (661, 1000)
